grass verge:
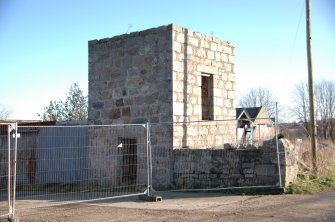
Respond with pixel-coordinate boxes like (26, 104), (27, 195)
(286, 174), (335, 194)
(285, 138), (335, 194)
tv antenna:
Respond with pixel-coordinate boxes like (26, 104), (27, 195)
(126, 24), (133, 33)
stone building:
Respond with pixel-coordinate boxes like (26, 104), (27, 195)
(88, 24), (237, 186)
(88, 24), (236, 147)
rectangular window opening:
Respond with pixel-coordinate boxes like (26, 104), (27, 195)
(201, 74), (214, 120)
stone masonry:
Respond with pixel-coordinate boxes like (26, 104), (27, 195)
(88, 24), (237, 186)
(171, 25), (236, 149)
(172, 138), (298, 189)
(88, 24), (236, 149)
(88, 25), (173, 125)
(87, 24), (298, 189)
(171, 25), (236, 122)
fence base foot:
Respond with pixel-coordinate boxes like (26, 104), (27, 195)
(139, 194), (162, 202)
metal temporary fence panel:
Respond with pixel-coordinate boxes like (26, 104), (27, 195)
(0, 123), (17, 220)
(0, 124), (9, 218)
(149, 119), (282, 192)
(13, 123), (150, 215)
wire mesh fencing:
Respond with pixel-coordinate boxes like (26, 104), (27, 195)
(12, 123), (150, 215)
(149, 119), (283, 192)
(0, 123), (19, 220)
(0, 124), (12, 219)
(0, 119), (287, 220)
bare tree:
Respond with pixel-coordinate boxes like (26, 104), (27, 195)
(291, 80), (335, 142)
(316, 80), (335, 142)
(238, 87), (278, 118)
(290, 82), (310, 132)
(0, 104), (11, 120)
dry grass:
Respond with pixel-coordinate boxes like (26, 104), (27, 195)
(280, 123), (335, 175)
(287, 138), (335, 194)
(294, 139), (335, 176)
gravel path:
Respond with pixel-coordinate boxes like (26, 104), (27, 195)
(4, 191), (335, 221)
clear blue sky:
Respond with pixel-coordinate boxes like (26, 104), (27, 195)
(0, 0), (334, 120)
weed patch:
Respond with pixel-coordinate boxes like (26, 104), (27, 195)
(286, 174), (335, 194)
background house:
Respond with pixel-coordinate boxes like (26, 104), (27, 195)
(236, 106), (275, 144)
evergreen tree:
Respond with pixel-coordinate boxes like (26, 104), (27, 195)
(38, 83), (87, 121)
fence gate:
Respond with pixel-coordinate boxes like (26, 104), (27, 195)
(0, 123), (18, 220)
(1, 123), (152, 220)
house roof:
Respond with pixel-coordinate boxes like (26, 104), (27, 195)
(245, 107), (262, 119)
(236, 107), (262, 120)
(236, 108), (245, 119)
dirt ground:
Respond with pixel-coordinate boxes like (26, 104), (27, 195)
(5, 191), (335, 222)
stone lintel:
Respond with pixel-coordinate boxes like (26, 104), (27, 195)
(197, 64), (219, 75)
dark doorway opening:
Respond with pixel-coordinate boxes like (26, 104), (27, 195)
(119, 137), (137, 187)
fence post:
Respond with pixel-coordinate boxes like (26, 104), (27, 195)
(7, 125), (12, 220)
(12, 122), (18, 220)
(274, 102), (283, 188)
(142, 122), (162, 202)
(146, 122), (151, 196)
(148, 122), (153, 194)
(6, 123), (18, 221)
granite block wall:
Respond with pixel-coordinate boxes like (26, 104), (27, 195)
(88, 24), (237, 151)
(88, 25), (173, 125)
(88, 24), (238, 185)
(171, 25), (237, 148)
(172, 138), (298, 189)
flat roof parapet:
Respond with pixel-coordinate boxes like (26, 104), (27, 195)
(89, 24), (234, 48)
